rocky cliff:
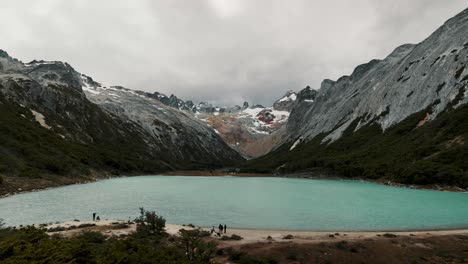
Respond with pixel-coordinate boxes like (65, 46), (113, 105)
(287, 9), (468, 143)
(0, 50), (243, 179)
(81, 80), (242, 166)
(245, 8), (468, 187)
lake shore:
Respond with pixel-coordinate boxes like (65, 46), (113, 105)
(31, 219), (468, 263)
(2, 170), (467, 198)
(41, 219), (468, 245)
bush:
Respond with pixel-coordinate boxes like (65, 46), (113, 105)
(229, 251), (278, 264)
(134, 207), (166, 238)
(77, 231), (106, 243)
(78, 223), (96, 228)
(111, 223), (129, 229)
(178, 228), (217, 261)
(47, 226), (66, 232)
(221, 234), (243, 241)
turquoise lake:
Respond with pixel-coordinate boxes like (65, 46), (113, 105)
(1, 176), (468, 231)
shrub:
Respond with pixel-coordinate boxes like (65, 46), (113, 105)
(229, 251), (278, 264)
(111, 223), (129, 229)
(221, 234), (243, 240)
(134, 207), (166, 238)
(77, 231), (106, 243)
(178, 228), (217, 261)
(47, 226), (66, 232)
(78, 223), (96, 228)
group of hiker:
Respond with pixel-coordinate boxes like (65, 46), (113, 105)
(210, 224), (227, 237)
(92, 212), (100, 221)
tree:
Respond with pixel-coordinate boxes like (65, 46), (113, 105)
(178, 229), (217, 261)
(134, 207), (166, 238)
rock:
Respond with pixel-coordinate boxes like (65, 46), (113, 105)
(284, 8), (468, 144)
(273, 90), (298, 111)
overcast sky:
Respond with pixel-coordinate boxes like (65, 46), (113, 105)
(0, 1), (466, 106)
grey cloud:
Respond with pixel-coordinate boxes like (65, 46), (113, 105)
(0, 0), (466, 105)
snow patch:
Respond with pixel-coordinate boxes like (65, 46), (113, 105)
(81, 76), (101, 95)
(26, 61), (55, 66)
(290, 137), (303, 151)
(31, 110), (51, 129)
(278, 93), (297, 102)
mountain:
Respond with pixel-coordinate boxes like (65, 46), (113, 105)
(143, 89), (297, 158)
(244, 8), (468, 187)
(194, 104), (291, 158)
(81, 80), (242, 166)
(273, 90), (298, 111)
(0, 50), (243, 180)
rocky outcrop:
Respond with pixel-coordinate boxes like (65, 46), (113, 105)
(244, 8), (468, 187)
(273, 90), (297, 111)
(286, 8), (468, 144)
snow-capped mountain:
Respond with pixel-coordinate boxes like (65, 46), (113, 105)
(194, 103), (291, 158)
(273, 90), (298, 111)
(0, 50), (243, 178)
(139, 88), (297, 158)
(80, 77), (242, 164)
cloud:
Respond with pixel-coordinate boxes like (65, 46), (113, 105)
(0, 0), (466, 105)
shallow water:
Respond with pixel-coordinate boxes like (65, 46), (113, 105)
(1, 176), (468, 231)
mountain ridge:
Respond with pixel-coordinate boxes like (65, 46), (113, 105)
(243, 7), (468, 187)
(0, 49), (244, 184)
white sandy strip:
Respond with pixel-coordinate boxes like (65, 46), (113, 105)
(215, 228), (468, 244)
(41, 220), (468, 245)
(42, 220), (198, 238)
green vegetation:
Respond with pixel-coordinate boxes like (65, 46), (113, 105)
(134, 207), (166, 238)
(228, 251), (278, 264)
(0, 209), (218, 264)
(0, 94), (167, 179)
(178, 229), (217, 261)
(244, 103), (468, 187)
(221, 234), (243, 241)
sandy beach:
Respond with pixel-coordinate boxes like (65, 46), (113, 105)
(31, 220), (468, 263)
(40, 219), (468, 245)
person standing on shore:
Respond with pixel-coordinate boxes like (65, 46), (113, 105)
(224, 224), (227, 233)
(219, 224), (223, 233)
(93, 212), (96, 221)
(211, 226), (215, 234)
